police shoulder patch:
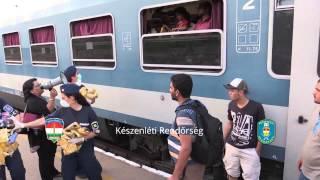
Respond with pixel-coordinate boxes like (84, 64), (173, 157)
(91, 121), (100, 133)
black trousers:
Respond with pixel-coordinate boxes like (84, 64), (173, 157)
(29, 129), (59, 180)
(62, 141), (102, 180)
(0, 149), (26, 180)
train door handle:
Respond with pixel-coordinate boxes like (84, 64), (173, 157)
(298, 116), (308, 124)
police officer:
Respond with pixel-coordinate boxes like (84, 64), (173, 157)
(14, 83), (102, 180)
(0, 98), (25, 180)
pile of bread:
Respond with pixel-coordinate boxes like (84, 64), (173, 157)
(0, 129), (18, 165)
(57, 122), (89, 155)
(79, 87), (98, 102)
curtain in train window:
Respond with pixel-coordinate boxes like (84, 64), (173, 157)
(140, 0), (224, 73)
(70, 15), (115, 69)
(2, 32), (22, 64)
(29, 26), (57, 65)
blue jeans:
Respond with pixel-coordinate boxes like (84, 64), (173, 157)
(299, 171), (310, 180)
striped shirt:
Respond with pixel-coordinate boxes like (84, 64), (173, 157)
(168, 99), (197, 164)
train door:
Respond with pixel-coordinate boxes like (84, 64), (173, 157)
(283, 0), (320, 179)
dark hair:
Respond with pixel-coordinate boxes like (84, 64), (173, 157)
(64, 93), (90, 107)
(23, 78), (37, 102)
(64, 65), (77, 83)
(170, 74), (193, 98)
(174, 7), (190, 21)
(199, 1), (212, 16)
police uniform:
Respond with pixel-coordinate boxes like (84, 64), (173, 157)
(46, 84), (102, 180)
(0, 98), (25, 180)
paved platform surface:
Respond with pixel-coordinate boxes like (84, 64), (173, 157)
(5, 135), (168, 180)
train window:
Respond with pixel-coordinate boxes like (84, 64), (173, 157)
(2, 32), (22, 64)
(70, 15), (115, 69)
(140, 0), (225, 74)
(269, 1), (294, 78)
(143, 32), (221, 69)
(29, 26), (58, 66)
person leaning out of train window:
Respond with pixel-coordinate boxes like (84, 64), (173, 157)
(0, 98), (25, 180)
(14, 83), (102, 180)
(64, 65), (96, 104)
(22, 78), (61, 180)
(297, 79), (320, 180)
(168, 74), (206, 180)
(223, 78), (264, 180)
(193, 1), (212, 30)
(171, 7), (190, 32)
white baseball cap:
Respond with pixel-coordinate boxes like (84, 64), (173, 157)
(224, 78), (248, 92)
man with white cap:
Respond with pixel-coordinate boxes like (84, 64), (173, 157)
(223, 78), (265, 180)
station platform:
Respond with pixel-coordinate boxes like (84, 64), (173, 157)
(5, 135), (169, 180)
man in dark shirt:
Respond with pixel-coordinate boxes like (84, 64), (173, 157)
(223, 78), (265, 180)
(0, 98), (25, 180)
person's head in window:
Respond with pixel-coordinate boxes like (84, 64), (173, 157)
(23, 78), (44, 102)
(60, 84), (90, 107)
(198, 1), (212, 19)
(194, 1), (212, 30)
(172, 7), (190, 31)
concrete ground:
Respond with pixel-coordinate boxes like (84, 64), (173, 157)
(5, 135), (167, 180)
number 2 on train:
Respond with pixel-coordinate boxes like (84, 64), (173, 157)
(243, 0), (255, 10)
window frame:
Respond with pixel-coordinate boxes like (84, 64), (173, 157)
(138, 0), (226, 76)
(2, 32), (23, 65)
(69, 13), (116, 70)
(28, 25), (58, 67)
(267, 0), (293, 79)
(275, 0), (294, 11)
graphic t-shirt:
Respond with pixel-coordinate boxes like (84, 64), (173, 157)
(227, 100), (265, 149)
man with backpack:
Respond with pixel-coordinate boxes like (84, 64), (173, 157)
(168, 74), (225, 180)
(223, 78), (265, 180)
(167, 74), (205, 180)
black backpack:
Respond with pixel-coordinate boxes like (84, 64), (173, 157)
(180, 100), (224, 166)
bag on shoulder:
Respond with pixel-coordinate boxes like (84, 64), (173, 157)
(181, 100), (224, 166)
(18, 102), (43, 133)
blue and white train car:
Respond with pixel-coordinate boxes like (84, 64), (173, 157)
(0, 0), (318, 179)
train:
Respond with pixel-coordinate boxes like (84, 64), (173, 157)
(0, 0), (318, 179)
